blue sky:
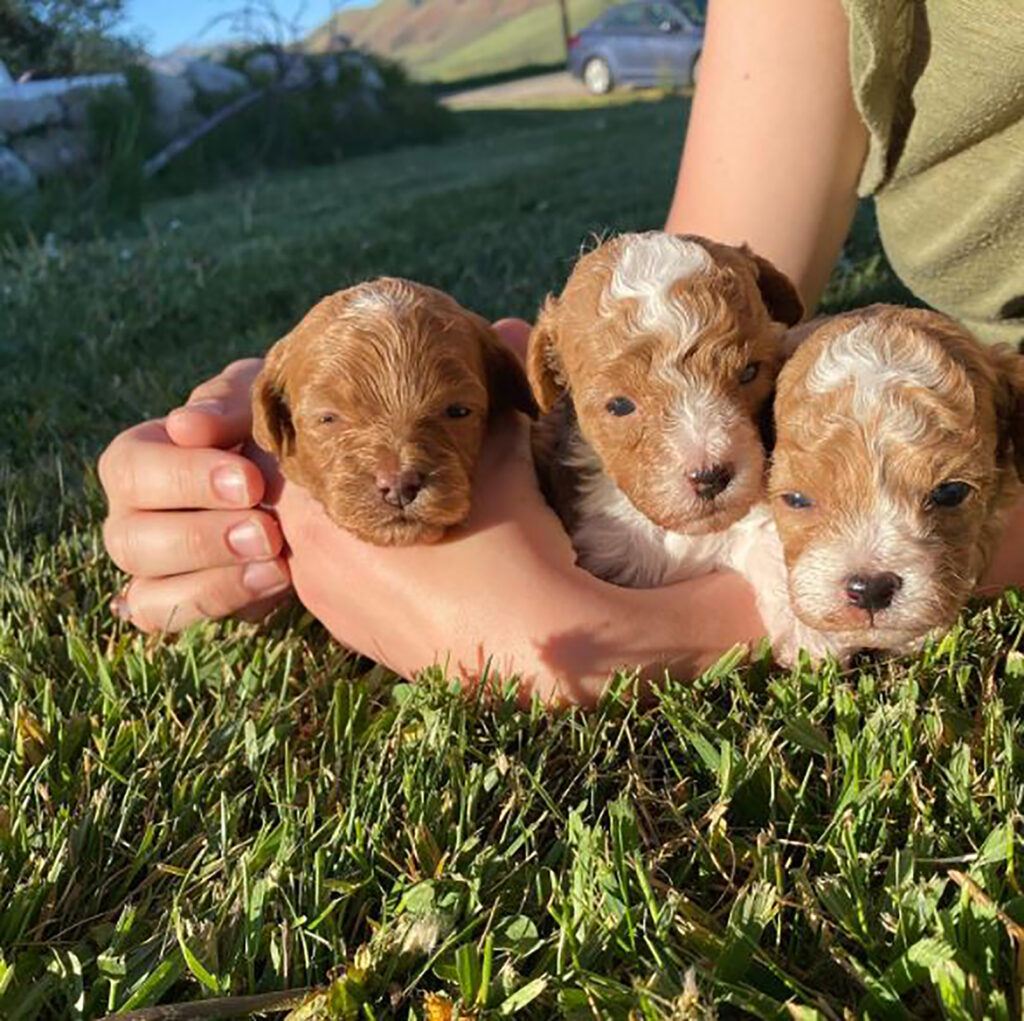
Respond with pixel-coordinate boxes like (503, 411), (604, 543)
(125, 0), (375, 54)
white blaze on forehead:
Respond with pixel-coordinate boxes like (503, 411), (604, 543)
(344, 280), (418, 317)
(804, 320), (958, 443)
(605, 233), (712, 344)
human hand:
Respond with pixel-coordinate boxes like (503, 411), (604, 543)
(264, 320), (767, 705)
(99, 359), (292, 631)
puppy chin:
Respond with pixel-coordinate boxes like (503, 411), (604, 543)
(789, 598), (957, 655)
(321, 491), (472, 546)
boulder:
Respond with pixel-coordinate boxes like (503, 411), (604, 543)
(149, 71), (197, 138)
(185, 59), (248, 96)
(282, 56), (312, 89)
(0, 145), (35, 194)
(12, 127), (89, 179)
(0, 93), (63, 135)
(244, 52), (279, 83)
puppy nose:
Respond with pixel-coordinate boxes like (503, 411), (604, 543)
(845, 572), (903, 611)
(688, 464), (733, 500)
(377, 468), (424, 508)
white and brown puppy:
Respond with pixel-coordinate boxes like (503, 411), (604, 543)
(770, 305), (1024, 655)
(527, 231), (831, 661)
(253, 277), (536, 545)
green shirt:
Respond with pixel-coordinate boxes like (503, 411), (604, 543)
(841, 0), (1024, 346)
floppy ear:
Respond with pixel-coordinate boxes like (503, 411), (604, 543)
(743, 247), (805, 327)
(474, 317), (538, 419)
(252, 336), (295, 457)
(991, 344), (1024, 481)
(525, 297), (565, 414)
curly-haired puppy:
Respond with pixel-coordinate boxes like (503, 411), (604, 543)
(527, 231), (832, 662)
(252, 277), (537, 545)
(770, 305), (1024, 654)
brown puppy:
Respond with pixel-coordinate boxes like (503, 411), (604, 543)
(528, 231), (804, 589)
(253, 277), (536, 545)
(770, 305), (1024, 654)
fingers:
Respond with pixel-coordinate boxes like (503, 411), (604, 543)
(113, 558), (292, 633)
(165, 358), (264, 449)
(103, 508), (283, 577)
(99, 420), (266, 513)
(492, 318), (532, 362)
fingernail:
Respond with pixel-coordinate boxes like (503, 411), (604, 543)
(212, 465), (250, 506)
(227, 518), (271, 558)
(186, 399), (225, 415)
(242, 560), (289, 594)
(110, 594), (132, 620)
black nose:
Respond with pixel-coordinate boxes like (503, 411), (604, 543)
(377, 469), (424, 508)
(688, 464), (733, 500)
(845, 572), (903, 611)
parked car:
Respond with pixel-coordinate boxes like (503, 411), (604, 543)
(567, 1), (703, 95)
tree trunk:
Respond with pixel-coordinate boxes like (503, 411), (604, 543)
(556, 0), (571, 56)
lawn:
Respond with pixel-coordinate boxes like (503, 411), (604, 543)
(1, 96), (1022, 1019)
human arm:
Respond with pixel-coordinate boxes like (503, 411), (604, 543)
(665, 0), (869, 313)
(98, 359), (292, 631)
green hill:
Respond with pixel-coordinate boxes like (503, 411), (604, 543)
(307, 0), (617, 81)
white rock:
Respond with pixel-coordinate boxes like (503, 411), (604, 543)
(0, 145), (35, 193)
(149, 71), (197, 137)
(0, 61), (12, 88)
(12, 127), (89, 178)
(320, 57), (340, 88)
(244, 52), (279, 82)
(185, 59), (248, 96)
(0, 93), (63, 135)
(282, 56), (312, 88)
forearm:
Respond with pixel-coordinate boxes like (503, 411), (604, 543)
(665, 0), (868, 313)
(978, 497), (1024, 594)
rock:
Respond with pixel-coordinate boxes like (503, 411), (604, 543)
(244, 52), (279, 83)
(12, 127), (89, 179)
(339, 53), (385, 91)
(0, 93), (63, 135)
(0, 61), (12, 87)
(0, 146), (36, 194)
(149, 71), (197, 138)
(320, 57), (341, 88)
(185, 59), (248, 96)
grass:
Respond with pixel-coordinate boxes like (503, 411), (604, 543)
(1, 94), (1021, 1019)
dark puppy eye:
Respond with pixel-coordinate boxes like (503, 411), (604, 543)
(739, 361), (760, 385)
(318, 412), (338, 425)
(445, 404), (471, 419)
(781, 492), (813, 509)
(606, 396), (636, 417)
(927, 481), (971, 508)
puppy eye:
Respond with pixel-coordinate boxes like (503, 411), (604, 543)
(606, 396), (636, 417)
(738, 361), (760, 385)
(318, 412), (339, 425)
(780, 492), (814, 509)
(445, 404), (472, 419)
(927, 481), (972, 508)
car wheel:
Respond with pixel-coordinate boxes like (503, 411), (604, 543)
(689, 50), (701, 87)
(583, 57), (613, 95)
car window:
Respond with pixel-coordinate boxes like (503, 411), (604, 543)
(645, 3), (684, 28)
(599, 4), (649, 29)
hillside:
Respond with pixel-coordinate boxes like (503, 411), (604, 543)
(306, 0), (615, 81)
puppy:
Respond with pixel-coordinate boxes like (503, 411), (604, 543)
(252, 277), (537, 545)
(770, 304), (1024, 655)
(528, 231), (832, 662)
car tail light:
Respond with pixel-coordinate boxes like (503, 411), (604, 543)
(567, 33), (580, 49)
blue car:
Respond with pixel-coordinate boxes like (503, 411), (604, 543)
(568, 1), (704, 95)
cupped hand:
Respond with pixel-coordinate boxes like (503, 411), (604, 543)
(99, 359), (292, 631)
(266, 320), (768, 705)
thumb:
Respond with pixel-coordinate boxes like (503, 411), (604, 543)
(166, 358), (263, 450)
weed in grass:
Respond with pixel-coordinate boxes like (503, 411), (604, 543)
(1, 97), (1019, 1018)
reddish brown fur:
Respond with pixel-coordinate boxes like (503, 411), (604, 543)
(529, 233), (804, 537)
(771, 305), (1024, 647)
(253, 278), (536, 545)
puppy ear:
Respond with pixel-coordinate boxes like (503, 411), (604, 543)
(991, 344), (1024, 481)
(475, 318), (538, 419)
(525, 297), (565, 414)
(744, 247), (805, 327)
(252, 336), (295, 457)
